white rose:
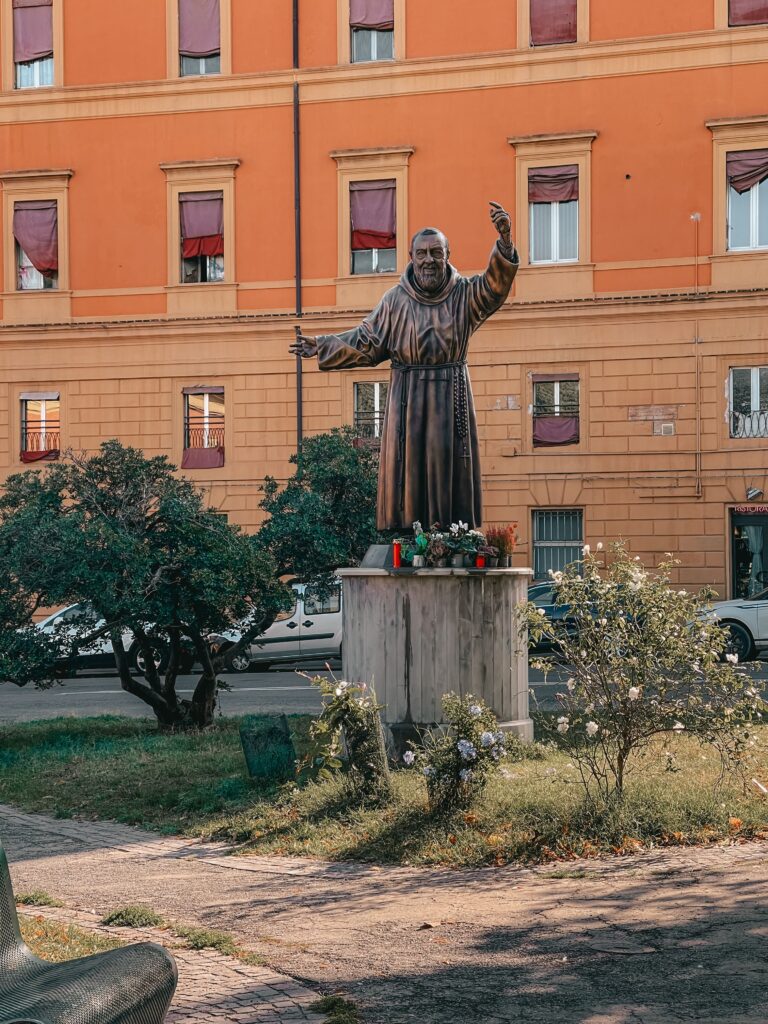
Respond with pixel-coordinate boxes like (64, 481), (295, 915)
(725, 653), (739, 665)
(582, 544), (591, 555)
(672, 721), (685, 733)
(556, 716), (570, 734)
(586, 721), (599, 738)
(628, 687), (641, 701)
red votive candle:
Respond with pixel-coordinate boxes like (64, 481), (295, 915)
(393, 541), (401, 568)
(476, 554), (486, 568)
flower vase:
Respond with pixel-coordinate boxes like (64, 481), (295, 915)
(436, 558), (448, 568)
(450, 553), (465, 568)
(412, 555), (426, 568)
(501, 555), (511, 568)
(488, 556), (499, 568)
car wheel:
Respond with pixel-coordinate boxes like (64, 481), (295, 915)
(224, 645), (252, 674)
(131, 641), (169, 677)
(722, 621), (755, 662)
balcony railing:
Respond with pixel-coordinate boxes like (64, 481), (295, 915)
(184, 423), (225, 449)
(731, 410), (768, 439)
(533, 403), (580, 417)
(22, 428), (60, 452)
(353, 411), (386, 441)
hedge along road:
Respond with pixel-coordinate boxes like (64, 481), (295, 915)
(2, 662), (768, 723)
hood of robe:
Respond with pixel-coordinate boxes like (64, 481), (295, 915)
(399, 262), (462, 305)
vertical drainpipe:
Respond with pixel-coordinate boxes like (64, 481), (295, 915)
(293, 0), (304, 459)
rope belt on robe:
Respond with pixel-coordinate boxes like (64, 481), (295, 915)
(389, 360), (470, 512)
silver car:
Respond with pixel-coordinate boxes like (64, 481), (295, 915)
(211, 581), (343, 672)
(711, 587), (768, 661)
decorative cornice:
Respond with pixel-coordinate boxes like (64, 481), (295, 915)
(0, 167), (73, 181)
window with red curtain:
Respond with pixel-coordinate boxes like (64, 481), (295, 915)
(532, 373), (580, 447)
(350, 0), (394, 61)
(727, 150), (768, 250)
(182, 386), (225, 469)
(179, 0), (220, 75)
(530, 0), (577, 45)
(13, 0), (53, 88)
(529, 166), (579, 263)
(179, 191), (224, 283)
(729, 0), (768, 26)
(20, 391), (60, 462)
(14, 199), (58, 290)
(350, 180), (396, 274)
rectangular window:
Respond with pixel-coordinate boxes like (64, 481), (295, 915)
(20, 391), (60, 462)
(13, 199), (58, 290)
(182, 386), (225, 468)
(179, 0), (220, 76)
(179, 190), (224, 284)
(727, 150), (768, 251)
(532, 374), (580, 446)
(303, 583), (342, 616)
(350, 179), (396, 275)
(354, 380), (389, 440)
(13, 0), (53, 89)
(533, 508), (583, 580)
(730, 366), (768, 438)
(530, 0), (577, 45)
(529, 166), (578, 264)
(729, 0), (768, 26)
(350, 0), (394, 62)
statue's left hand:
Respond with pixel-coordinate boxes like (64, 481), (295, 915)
(489, 201), (512, 247)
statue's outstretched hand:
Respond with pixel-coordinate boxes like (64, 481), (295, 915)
(290, 333), (318, 358)
(489, 201), (513, 249)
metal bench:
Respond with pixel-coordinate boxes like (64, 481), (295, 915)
(0, 842), (177, 1024)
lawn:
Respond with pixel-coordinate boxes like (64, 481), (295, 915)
(1, 714), (768, 866)
(19, 914), (124, 962)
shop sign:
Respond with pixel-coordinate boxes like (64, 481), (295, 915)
(734, 505), (768, 513)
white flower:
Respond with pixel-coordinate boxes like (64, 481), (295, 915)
(628, 687), (641, 701)
(599, 618), (608, 627)
(586, 721), (599, 738)
(726, 653), (739, 665)
(459, 768), (473, 782)
(423, 766), (434, 777)
(582, 544), (591, 555)
(580, 650), (587, 660)
(537, 607), (546, 616)
(457, 739), (477, 760)
(596, 542), (604, 551)
(556, 716), (570, 734)
(585, 703), (595, 714)
(469, 704), (482, 717)
(412, 521), (423, 534)
(672, 721), (685, 733)
(480, 731), (495, 748)
(402, 750), (415, 765)
(566, 677), (576, 692)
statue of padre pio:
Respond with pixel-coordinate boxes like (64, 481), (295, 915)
(290, 202), (518, 532)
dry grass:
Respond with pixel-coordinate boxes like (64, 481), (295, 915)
(19, 914), (124, 962)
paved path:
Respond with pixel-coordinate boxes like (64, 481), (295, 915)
(3, 805), (768, 1022)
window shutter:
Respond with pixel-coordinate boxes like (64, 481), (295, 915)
(528, 166), (579, 203)
(727, 149), (768, 194)
(530, 0), (577, 45)
(179, 191), (224, 258)
(350, 0), (394, 30)
(12, 0), (53, 64)
(179, 0), (220, 57)
(350, 180), (396, 251)
(13, 200), (58, 276)
(729, 0), (768, 26)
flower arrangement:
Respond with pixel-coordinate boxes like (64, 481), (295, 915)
(403, 693), (508, 811)
(300, 673), (392, 803)
(485, 524), (519, 561)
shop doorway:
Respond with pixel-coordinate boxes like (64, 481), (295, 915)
(731, 511), (768, 598)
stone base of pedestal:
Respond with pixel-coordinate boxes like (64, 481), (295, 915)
(337, 567), (534, 754)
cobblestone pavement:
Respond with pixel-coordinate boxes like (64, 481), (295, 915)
(3, 804), (768, 1023)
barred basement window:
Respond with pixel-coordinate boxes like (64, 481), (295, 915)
(532, 508), (583, 580)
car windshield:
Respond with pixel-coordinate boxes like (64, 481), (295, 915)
(746, 586), (768, 602)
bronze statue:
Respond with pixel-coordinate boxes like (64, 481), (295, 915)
(290, 202), (518, 531)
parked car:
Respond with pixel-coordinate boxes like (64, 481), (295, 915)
(209, 581), (343, 672)
(711, 588), (768, 661)
(527, 581), (578, 652)
(36, 603), (193, 677)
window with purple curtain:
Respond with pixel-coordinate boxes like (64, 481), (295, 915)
(14, 199), (58, 290)
(729, 0), (768, 26)
(180, 191), (224, 283)
(350, 0), (394, 62)
(532, 374), (580, 447)
(530, 0), (577, 45)
(13, 0), (53, 88)
(727, 150), (768, 250)
(179, 0), (221, 76)
(350, 180), (397, 274)
(182, 386), (225, 468)
(529, 167), (579, 264)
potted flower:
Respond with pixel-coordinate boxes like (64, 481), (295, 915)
(485, 523), (519, 568)
(407, 521), (430, 567)
(478, 544), (499, 568)
(426, 530), (450, 568)
(447, 521), (470, 567)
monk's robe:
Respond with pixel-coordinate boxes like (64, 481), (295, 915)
(315, 242), (518, 531)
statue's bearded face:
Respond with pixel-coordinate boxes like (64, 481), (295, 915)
(411, 232), (450, 293)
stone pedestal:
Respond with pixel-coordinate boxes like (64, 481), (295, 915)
(337, 567), (534, 752)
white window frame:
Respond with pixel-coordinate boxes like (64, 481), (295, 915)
(530, 199), (579, 265)
(730, 365), (768, 438)
(533, 379), (580, 416)
(354, 380), (388, 438)
(17, 243), (55, 291)
(351, 27), (394, 63)
(22, 396), (60, 451)
(728, 179), (768, 251)
(351, 247), (397, 276)
(184, 392), (225, 449)
(179, 52), (220, 77)
(15, 54), (53, 89)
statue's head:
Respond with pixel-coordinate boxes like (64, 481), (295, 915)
(410, 227), (450, 293)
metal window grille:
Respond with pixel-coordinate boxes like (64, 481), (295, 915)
(21, 398), (60, 452)
(533, 379), (580, 417)
(730, 366), (768, 437)
(353, 380), (389, 440)
(533, 508), (583, 580)
(184, 392), (225, 448)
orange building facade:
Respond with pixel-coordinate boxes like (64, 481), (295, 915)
(3, 0), (768, 596)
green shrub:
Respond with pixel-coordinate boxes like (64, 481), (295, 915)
(102, 905), (165, 928)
